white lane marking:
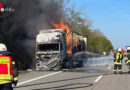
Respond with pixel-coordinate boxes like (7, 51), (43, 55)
(108, 66), (111, 70)
(17, 71), (62, 86)
(94, 75), (103, 83)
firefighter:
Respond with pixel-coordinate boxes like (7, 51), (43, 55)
(125, 47), (130, 73)
(0, 43), (18, 90)
(113, 48), (123, 74)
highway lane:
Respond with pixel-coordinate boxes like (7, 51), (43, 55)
(14, 55), (130, 90)
(92, 65), (130, 90)
(14, 66), (111, 90)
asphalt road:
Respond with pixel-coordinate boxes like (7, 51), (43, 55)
(14, 57), (130, 90)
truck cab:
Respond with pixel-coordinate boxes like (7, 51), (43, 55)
(36, 29), (66, 70)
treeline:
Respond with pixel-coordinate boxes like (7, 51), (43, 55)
(62, 1), (113, 54)
(83, 29), (113, 54)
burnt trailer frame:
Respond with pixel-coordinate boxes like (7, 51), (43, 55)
(71, 31), (87, 55)
(71, 31), (88, 68)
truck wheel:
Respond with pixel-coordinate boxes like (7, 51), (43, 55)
(79, 61), (83, 67)
(54, 66), (61, 71)
(65, 61), (73, 69)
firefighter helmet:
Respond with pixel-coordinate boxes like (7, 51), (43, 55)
(118, 48), (122, 52)
(0, 43), (7, 51)
(127, 47), (130, 50)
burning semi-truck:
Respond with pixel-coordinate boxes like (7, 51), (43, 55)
(35, 20), (87, 70)
(35, 29), (87, 70)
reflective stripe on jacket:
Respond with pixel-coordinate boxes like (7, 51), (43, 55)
(125, 53), (130, 63)
(126, 60), (130, 63)
(0, 55), (13, 84)
(114, 52), (123, 65)
(0, 80), (11, 84)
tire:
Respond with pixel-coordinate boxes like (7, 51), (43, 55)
(54, 66), (61, 71)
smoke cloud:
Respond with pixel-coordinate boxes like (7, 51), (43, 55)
(0, 0), (65, 69)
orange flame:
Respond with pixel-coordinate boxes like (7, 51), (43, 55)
(51, 20), (73, 54)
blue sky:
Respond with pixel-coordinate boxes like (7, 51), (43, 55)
(68, 0), (130, 49)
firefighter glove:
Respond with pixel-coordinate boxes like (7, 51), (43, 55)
(13, 77), (18, 86)
(12, 80), (18, 86)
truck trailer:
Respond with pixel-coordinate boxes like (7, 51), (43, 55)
(35, 29), (87, 70)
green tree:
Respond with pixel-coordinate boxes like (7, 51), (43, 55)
(64, 1), (114, 54)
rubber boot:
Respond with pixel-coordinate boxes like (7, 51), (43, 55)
(128, 71), (130, 74)
(114, 71), (117, 74)
(119, 71), (123, 74)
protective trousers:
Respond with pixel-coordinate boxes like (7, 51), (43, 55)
(127, 62), (130, 72)
(0, 83), (13, 90)
(114, 64), (122, 73)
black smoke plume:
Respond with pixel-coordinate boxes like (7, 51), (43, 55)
(0, 0), (65, 69)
